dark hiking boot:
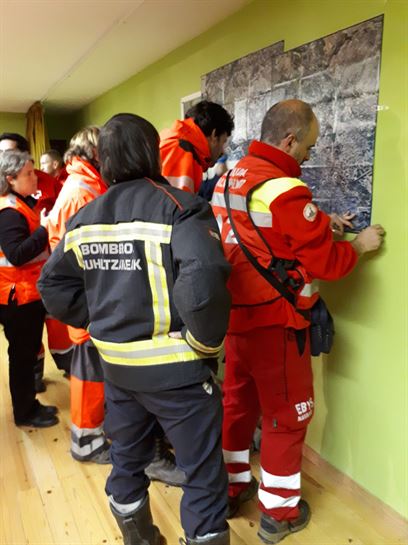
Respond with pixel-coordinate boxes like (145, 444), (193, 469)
(257, 499), (311, 544)
(15, 404), (59, 428)
(227, 476), (258, 518)
(179, 528), (230, 544)
(35, 378), (46, 393)
(145, 437), (186, 487)
(110, 495), (163, 545)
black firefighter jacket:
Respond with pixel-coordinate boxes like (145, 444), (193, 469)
(38, 177), (231, 392)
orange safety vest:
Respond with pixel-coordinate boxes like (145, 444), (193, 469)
(212, 144), (320, 331)
(0, 194), (49, 305)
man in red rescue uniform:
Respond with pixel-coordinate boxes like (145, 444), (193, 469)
(160, 100), (234, 193)
(211, 99), (385, 544)
(0, 133), (73, 390)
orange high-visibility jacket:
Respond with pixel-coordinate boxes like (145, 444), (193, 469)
(0, 194), (49, 305)
(212, 140), (358, 332)
(47, 158), (107, 343)
(160, 118), (211, 193)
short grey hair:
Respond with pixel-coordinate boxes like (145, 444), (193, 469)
(0, 150), (33, 196)
(261, 99), (315, 145)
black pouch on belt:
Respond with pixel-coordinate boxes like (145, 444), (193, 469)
(310, 298), (335, 357)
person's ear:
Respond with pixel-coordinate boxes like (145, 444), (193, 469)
(6, 175), (15, 186)
(280, 133), (296, 153)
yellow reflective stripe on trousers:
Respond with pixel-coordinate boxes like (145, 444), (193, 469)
(64, 221), (172, 252)
(145, 241), (171, 336)
(91, 335), (210, 366)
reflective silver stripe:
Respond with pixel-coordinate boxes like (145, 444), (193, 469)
(165, 175), (194, 191)
(261, 468), (301, 490)
(258, 489), (301, 509)
(212, 192), (272, 227)
(212, 191), (246, 211)
(250, 211), (273, 227)
(71, 423), (104, 438)
(109, 495), (144, 514)
(65, 222), (172, 251)
(299, 280), (319, 298)
(49, 346), (74, 355)
(91, 335), (211, 366)
(145, 240), (170, 336)
(99, 342), (198, 360)
(70, 436), (106, 456)
(0, 248), (48, 267)
(0, 256), (14, 267)
(228, 470), (252, 483)
(69, 178), (100, 199)
(2, 194), (17, 207)
(223, 448), (250, 464)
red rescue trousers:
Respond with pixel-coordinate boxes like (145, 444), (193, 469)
(222, 325), (314, 521)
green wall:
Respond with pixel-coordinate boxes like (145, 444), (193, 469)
(45, 111), (78, 144)
(0, 112), (26, 136)
(74, 0), (407, 518)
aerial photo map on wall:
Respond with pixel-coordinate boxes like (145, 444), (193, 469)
(202, 16), (384, 231)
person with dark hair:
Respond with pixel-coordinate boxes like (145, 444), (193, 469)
(0, 150), (58, 428)
(0, 133), (62, 213)
(160, 100), (233, 193)
(212, 99), (385, 543)
(38, 113), (232, 545)
(40, 149), (68, 187)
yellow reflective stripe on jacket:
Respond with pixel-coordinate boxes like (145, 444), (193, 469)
(186, 330), (223, 355)
(64, 221), (172, 252)
(250, 177), (306, 213)
(145, 241), (171, 336)
(91, 335), (211, 366)
(212, 192), (271, 227)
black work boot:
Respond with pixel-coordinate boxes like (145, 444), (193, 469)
(227, 476), (258, 518)
(257, 499), (311, 544)
(179, 528), (230, 544)
(145, 437), (186, 487)
(110, 495), (163, 545)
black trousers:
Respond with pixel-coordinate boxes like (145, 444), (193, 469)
(0, 299), (45, 422)
(104, 377), (228, 539)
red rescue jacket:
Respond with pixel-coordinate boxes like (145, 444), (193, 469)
(212, 141), (358, 331)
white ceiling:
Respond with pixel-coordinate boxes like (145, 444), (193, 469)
(0, 0), (250, 113)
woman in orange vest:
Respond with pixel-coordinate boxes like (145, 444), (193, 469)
(0, 150), (58, 427)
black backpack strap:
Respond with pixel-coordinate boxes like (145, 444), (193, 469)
(224, 170), (307, 317)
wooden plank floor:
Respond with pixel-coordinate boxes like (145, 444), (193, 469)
(0, 330), (406, 545)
